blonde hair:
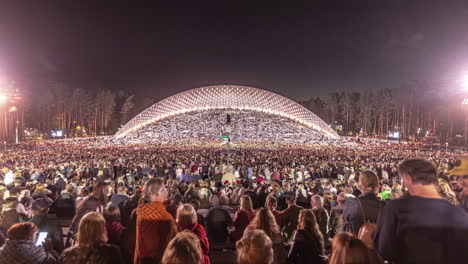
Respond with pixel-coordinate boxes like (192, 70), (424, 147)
(240, 195), (253, 212)
(77, 212), (108, 247)
(176, 204), (197, 227)
(162, 231), (201, 264)
(329, 232), (371, 264)
(237, 229), (273, 264)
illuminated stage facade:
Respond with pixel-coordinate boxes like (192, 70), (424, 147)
(115, 85), (339, 145)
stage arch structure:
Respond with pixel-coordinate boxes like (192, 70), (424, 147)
(114, 85), (339, 143)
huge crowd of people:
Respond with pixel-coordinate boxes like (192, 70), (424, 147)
(115, 109), (328, 145)
(0, 137), (467, 264)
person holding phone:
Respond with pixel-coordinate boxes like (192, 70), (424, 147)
(0, 222), (58, 264)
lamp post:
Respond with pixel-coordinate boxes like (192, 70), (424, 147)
(463, 98), (468, 146)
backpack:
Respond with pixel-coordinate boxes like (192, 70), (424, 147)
(357, 198), (381, 249)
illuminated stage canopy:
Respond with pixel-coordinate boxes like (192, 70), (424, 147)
(115, 85), (339, 140)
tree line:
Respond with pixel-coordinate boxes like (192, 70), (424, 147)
(300, 81), (465, 141)
(18, 81), (467, 142)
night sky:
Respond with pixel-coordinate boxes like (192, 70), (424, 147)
(1, 1), (468, 101)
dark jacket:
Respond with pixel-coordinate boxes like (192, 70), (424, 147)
(328, 204), (344, 238)
(342, 193), (385, 234)
(281, 204), (304, 241)
(288, 229), (324, 264)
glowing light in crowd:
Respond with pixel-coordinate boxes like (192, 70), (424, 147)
(115, 85), (340, 139)
(462, 73), (468, 90)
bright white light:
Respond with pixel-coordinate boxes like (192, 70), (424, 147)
(0, 94), (8, 104)
(462, 74), (468, 90)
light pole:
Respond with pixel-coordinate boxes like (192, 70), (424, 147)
(463, 98), (468, 146)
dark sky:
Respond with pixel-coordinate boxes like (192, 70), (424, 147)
(1, 1), (468, 101)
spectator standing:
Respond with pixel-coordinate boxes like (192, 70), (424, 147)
(70, 182), (109, 233)
(343, 171), (385, 235)
(205, 195), (232, 244)
(287, 209), (325, 264)
(280, 191), (303, 242)
(329, 232), (374, 264)
(374, 159), (468, 264)
(110, 186), (128, 207)
(328, 192), (347, 238)
(134, 178), (177, 264)
(230, 195), (255, 242)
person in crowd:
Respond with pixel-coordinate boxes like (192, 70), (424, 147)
(205, 194), (232, 244)
(103, 204), (125, 246)
(29, 198), (64, 253)
(329, 232), (374, 264)
(161, 231), (202, 264)
(328, 192), (347, 238)
(287, 209), (325, 264)
(243, 183), (259, 209)
(311, 195), (329, 242)
(244, 207), (286, 264)
(448, 155), (468, 212)
(134, 178), (177, 264)
(0, 222), (58, 264)
(70, 181), (110, 233)
(230, 195), (255, 242)
(74, 188), (89, 208)
(0, 197), (20, 232)
(8, 187), (32, 220)
(188, 199), (205, 226)
(343, 170), (386, 235)
(280, 191), (304, 241)
(59, 212), (123, 264)
(265, 195), (282, 226)
(111, 185), (128, 207)
(374, 159), (468, 263)
(176, 204), (210, 264)
(237, 229), (273, 264)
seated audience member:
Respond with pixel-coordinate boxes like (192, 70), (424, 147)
(0, 222), (58, 264)
(329, 232), (376, 264)
(59, 212), (123, 264)
(236, 229), (273, 264)
(103, 204), (125, 246)
(374, 159), (468, 264)
(29, 198), (64, 253)
(161, 231), (202, 264)
(205, 195), (232, 244)
(176, 204), (210, 264)
(288, 209), (325, 264)
(230, 195), (255, 242)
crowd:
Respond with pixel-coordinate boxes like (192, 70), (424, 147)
(115, 109), (328, 145)
(0, 137), (467, 264)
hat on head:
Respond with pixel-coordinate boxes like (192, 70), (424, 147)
(448, 154), (468, 176)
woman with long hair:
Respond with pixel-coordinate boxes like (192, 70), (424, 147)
(237, 229), (273, 264)
(59, 212), (123, 264)
(287, 209), (325, 264)
(70, 181), (110, 233)
(230, 195), (255, 242)
(244, 208), (286, 264)
(329, 232), (374, 264)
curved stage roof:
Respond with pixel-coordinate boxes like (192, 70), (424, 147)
(115, 85), (339, 139)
